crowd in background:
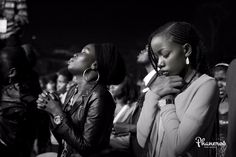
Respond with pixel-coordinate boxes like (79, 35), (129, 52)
(0, 1), (236, 157)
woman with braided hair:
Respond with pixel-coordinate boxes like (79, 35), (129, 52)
(137, 21), (219, 157)
(37, 43), (126, 157)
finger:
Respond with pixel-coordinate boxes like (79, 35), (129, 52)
(37, 103), (46, 109)
(169, 88), (181, 94)
(41, 92), (47, 98)
(49, 93), (55, 100)
(170, 81), (184, 88)
(37, 97), (45, 102)
(38, 96), (48, 102)
(168, 75), (183, 82)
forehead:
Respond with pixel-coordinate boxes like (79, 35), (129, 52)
(151, 36), (172, 48)
(151, 36), (179, 51)
(82, 44), (95, 52)
(214, 70), (226, 77)
(57, 74), (67, 80)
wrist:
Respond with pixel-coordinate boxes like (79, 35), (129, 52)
(161, 95), (174, 100)
(53, 113), (64, 125)
(158, 98), (174, 108)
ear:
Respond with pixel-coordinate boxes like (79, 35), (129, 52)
(183, 43), (192, 57)
(90, 61), (98, 70)
(8, 68), (16, 78)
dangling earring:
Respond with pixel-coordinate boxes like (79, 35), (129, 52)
(83, 68), (100, 83)
(186, 57), (190, 65)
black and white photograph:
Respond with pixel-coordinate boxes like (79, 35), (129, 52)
(0, 0), (236, 157)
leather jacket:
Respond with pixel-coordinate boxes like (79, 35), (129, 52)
(0, 83), (38, 157)
(52, 83), (115, 157)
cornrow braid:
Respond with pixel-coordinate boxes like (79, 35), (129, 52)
(148, 42), (158, 72)
(147, 21), (209, 75)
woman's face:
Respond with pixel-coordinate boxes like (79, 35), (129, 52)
(68, 44), (96, 75)
(56, 75), (68, 94)
(214, 70), (227, 99)
(151, 36), (186, 75)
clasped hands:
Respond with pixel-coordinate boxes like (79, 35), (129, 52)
(149, 75), (184, 99)
(36, 90), (63, 116)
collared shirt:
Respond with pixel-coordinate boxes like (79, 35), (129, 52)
(142, 69), (157, 93)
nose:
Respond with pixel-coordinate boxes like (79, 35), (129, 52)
(157, 57), (165, 69)
(217, 81), (224, 88)
(73, 53), (80, 58)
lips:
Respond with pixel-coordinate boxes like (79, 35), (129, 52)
(67, 58), (74, 64)
(159, 71), (169, 76)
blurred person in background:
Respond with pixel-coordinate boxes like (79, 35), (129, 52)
(0, 46), (38, 157)
(136, 44), (157, 94)
(45, 73), (57, 93)
(212, 63), (229, 157)
(56, 68), (73, 104)
(108, 75), (139, 156)
(0, 0), (28, 47)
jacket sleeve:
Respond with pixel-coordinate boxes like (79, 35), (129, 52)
(137, 90), (160, 147)
(52, 91), (114, 155)
(160, 79), (218, 155)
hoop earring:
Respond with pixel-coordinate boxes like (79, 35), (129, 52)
(83, 68), (100, 83)
(186, 57), (190, 65)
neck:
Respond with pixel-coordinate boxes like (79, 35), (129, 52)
(185, 68), (194, 81)
(73, 75), (86, 88)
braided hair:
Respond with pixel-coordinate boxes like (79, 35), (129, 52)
(147, 21), (209, 75)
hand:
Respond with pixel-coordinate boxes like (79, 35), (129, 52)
(36, 90), (62, 116)
(113, 123), (131, 135)
(149, 75), (184, 98)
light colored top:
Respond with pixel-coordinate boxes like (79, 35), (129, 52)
(137, 74), (218, 157)
(142, 69), (157, 93)
(114, 104), (134, 124)
(110, 102), (137, 150)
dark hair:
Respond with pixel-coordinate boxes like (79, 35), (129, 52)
(0, 46), (31, 84)
(148, 21), (209, 74)
(44, 73), (57, 84)
(57, 67), (73, 82)
(21, 44), (38, 67)
(94, 43), (126, 85)
(114, 75), (140, 104)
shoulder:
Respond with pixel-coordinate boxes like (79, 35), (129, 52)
(92, 85), (111, 98)
(194, 74), (217, 88)
(89, 85), (115, 111)
(90, 85), (114, 104)
(196, 75), (218, 94)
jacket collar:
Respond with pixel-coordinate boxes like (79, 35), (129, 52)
(63, 82), (98, 112)
(1, 83), (21, 103)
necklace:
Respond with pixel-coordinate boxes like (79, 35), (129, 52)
(181, 70), (199, 92)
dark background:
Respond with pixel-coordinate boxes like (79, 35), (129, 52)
(24, 0), (236, 79)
